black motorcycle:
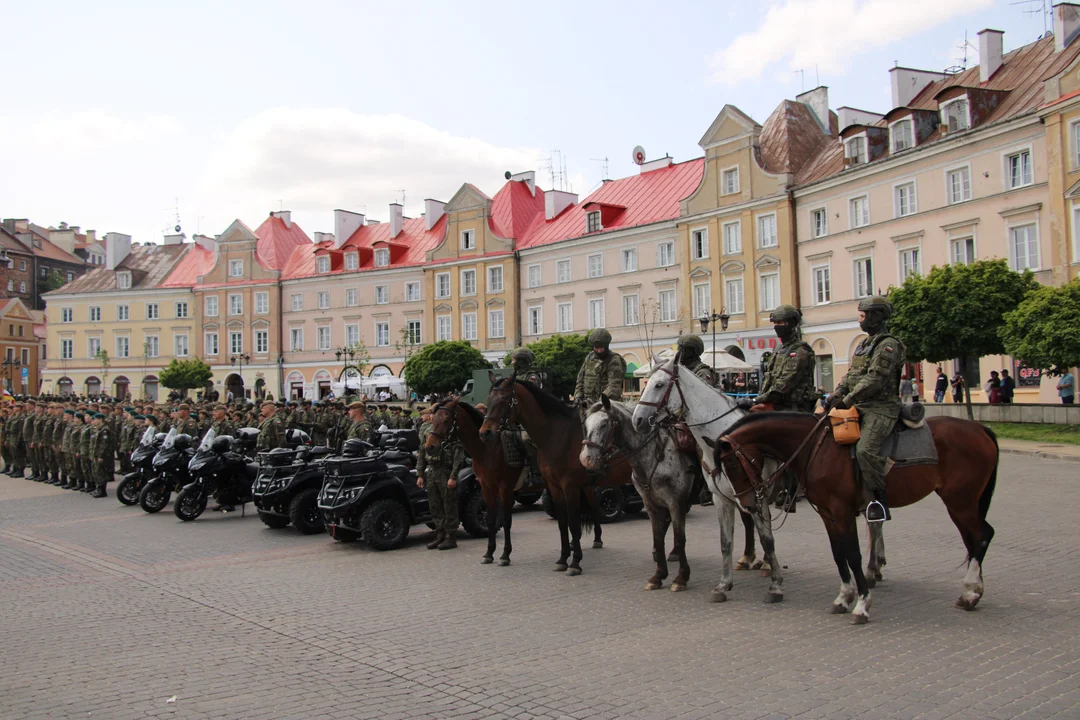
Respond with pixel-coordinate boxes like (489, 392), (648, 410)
(252, 444), (334, 534)
(174, 429), (261, 522)
(138, 429), (195, 514)
(116, 427), (165, 506)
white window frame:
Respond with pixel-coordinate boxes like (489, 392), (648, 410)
(461, 229), (476, 251)
(812, 264), (831, 306)
(894, 180), (918, 218)
(527, 305), (542, 336)
(759, 272), (780, 311)
(951, 236), (976, 266)
(437, 314), (452, 341)
(115, 335), (130, 359)
(145, 335), (160, 358)
(291, 293), (303, 312)
(229, 259), (244, 277)
(1072, 200), (1080, 263)
(722, 221), (742, 255)
(406, 282), (421, 302)
(692, 282), (711, 320)
(941, 97), (970, 133)
(374, 249), (389, 268)
(487, 265), (504, 293)
(811, 208), (828, 238)
(1008, 222), (1040, 271)
(339, 288), (355, 308)
(436, 272), (450, 299)
(87, 336), (101, 359)
(319, 290), (332, 309)
(174, 301), (189, 319)
(228, 332), (242, 355)
(621, 248), (638, 272)
(658, 289), (677, 322)
(205, 296), (218, 317)
(557, 301), (573, 333)
(205, 332), (219, 356)
(622, 294), (640, 326)
(1004, 147), (1034, 190)
(849, 195), (870, 229)
(899, 246), (922, 282)
(146, 303), (159, 320)
(461, 313), (477, 342)
(61, 338), (73, 360)
(316, 256), (331, 274)
(374, 286), (388, 305)
(174, 334), (189, 357)
(588, 298), (606, 329)
(461, 269), (477, 297)
(945, 164), (972, 205)
(845, 135), (868, 165)
(756, 213), (778, 249)
(721, 166), (740, 195)
(317, 325), (331, 351)
(527, 264), (541, 288)
(117, 272), (131, 289)
(255, 329), (269, 354)
(1072, 121), (1080, 170)
(89, 306), (101, 322)
(406, 319), (422, 345)
(117, 304), (129, 321)
(586, 211), (602, 233)
(889, 117), (915, 153)
(556, 259), (571, 284)
(290, 328), (303, 352)
(228, 294), (242, 316)
(345, 323), (360, 347)
(690, 228), (709, 260)
(853, 256), (873, 299)
(61, 307), (73, 323)
(725, 277), (744, 315)
(587, 253), (604, 278)
(488, 309), (505, 339)
(345, 252), (359, 271)
(255, 291), (269, 314)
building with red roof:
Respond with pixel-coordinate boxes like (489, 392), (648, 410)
(0, 219), (88, 310)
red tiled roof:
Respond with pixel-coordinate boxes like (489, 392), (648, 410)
(253, 215), (312, 270)
(490, 181), (546, 239)
(516, 159), (704, 249)
(33, 235), (84, 265)
(160, 244), (217, 288)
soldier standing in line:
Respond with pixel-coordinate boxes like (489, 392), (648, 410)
(574, 328), (627, 416)
(209, 404), (236, 438)
(49, 404), (66, 485)
(173, 404), (200, 438)
(345, 401), (372, 443)
(25, 401), (43, 481)
(78, 412), (95, 493)
(255, 401), (287, 453)
(36, 404), (53, 483)
(8, 403), (24, 477)
(61, 409), (79, 490)
(0, 407), (8, 475)
(89, 412), (113, 498)
(312, 403), (329, 445)
(416, 407), (464, 550)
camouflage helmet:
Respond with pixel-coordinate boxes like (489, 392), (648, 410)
(676, 334), (705, 359)
(768, 304), (802, 326)
(857, 295), (893, 319)
(588, 328), (612, 348)
(510, 347), (535, 365)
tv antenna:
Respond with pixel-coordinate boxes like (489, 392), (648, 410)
(794, 69), (805, 91)
(945, 31), (979, 74)
(163, 198), (182, 236)
(541, 149), (569, 191)
(590, 156), (610, 180)
(1011, 0), (1052, 36)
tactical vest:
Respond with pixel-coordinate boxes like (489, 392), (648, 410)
(848, 333), (904, 400)
(763, 340), (817, 412)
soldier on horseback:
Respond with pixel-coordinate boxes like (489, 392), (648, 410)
(509, 347), (537, 383)
(676, 335), (717, 386)
(504, 347), (543, 488)
(825, 296), (905, 523)
(574, 328), (626, 414)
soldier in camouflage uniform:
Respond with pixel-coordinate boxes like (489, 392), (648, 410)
(89, 412), (113, 498)
(416, 413), (465, 550)
(25, 401), (43, 481)
(509, 347), (537, 383)
(173, 404), (200, 440)
(753, 305), (818, 413)
(826, 296), (905, 523)
(311, 403), (329, 445)
(78, 413), (96, 492)
(676, 335), (717, 386)
(345, 402), (372, 443)
(8, 403), (24, 477)
(574, 328), (627, 414)
(50, 405), (67, 485)
(61, 410), (80, 489)
(256, 401), (287, 452)
(0, 408), (9, 475)
(37, 404), (54, 483)
(209, 404), (236, 438)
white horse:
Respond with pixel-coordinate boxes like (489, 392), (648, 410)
(632, 354), (785, 603)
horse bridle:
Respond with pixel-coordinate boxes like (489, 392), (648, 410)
(427, 404), (459, 443)
(637, 359), (742, 429)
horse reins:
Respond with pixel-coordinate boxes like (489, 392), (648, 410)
(427, 404), (459, 443)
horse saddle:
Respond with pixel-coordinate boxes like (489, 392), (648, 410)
(501, 429), (527, 468)
(884, 421), (938, 472)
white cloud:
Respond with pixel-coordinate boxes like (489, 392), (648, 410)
(18, 111), (180, 155)
(708, 0), (994, 85)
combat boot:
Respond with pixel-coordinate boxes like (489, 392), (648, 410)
(90, 485), (107, 499)
(2, 463), (10, 475)
(426, 532), (444, 550)
(437, 535), (458, 550)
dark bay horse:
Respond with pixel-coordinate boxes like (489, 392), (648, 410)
(708, 413), (999, 624)
(480, 375), (630, 576)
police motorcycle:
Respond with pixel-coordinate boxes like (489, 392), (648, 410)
(173, 429), (261, 522)
(138, 429), (196, 514)
(252, 441), (335, 534)
(116, 427), (165, 506)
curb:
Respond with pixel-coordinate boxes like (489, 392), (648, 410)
(999, 446), (1080, 463)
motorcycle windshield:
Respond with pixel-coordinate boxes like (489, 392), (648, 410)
(139, 427), (156, 446)
(198, 428), (217, 452)
(162, 428), (178, 450)
(189, 451), (220, 473)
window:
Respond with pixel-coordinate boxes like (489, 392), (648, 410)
(757, 214), (778, 248)
(623, 295), (640, 326)
(89, 306), (101, 322)
(436, 273), (450, 298)
(621, 248), (638, 272)
(461, 313), (477, 341)
(291, 294), (303, 312)
(527, 264), (541, 288)
(895, 182), (917, 217)
(61, 339), (73, 359)
(488, 266), (504, 292)
(117, 272), (131, 289)
(5, 280), (11, 292)
(345, 253), (358, 271)
(693, 283), (711, 319)
(952, 237), (975, 265)
(461, 230), (475, 250)
(811, 208), (828, 238)
(1006, 150), (1033, 189)
(316, 255), (330, 274)
(319, 290), (331, 309)
(205, 296), (218, 316)
(117, 305), (129, 321)
(850, 196), (869, 228)
(845, 136), (867, 165)
(145, 335), (159, 358)
(374, 249), (389, 267)
(116, 336), (130, 358)
(174, 334), (189, 357)
(1009, 224), (1039, 271)
(61, 307), (73, 323)
(229, 294), (242, 315)
(205, 332), (218, 355)
(659, 289), (677, 322)
(345, 288), (358, 307)
(229, 332), (242, 355)
(942, 98), (969, 133)
(947, 167), (971, 204)
(691, 229), (709, 260)
(20, 348), (27, 366)
(461, 269), (476, 296)
(891, 119), (914, 152)
(19, 260), (25, 272)
(1074, 122), (1080, 169)
(88, 337), (101, 358)
(588, 298), (605, 329)
(658, 242), (675, 267)
(229, 259), (243, 277)
(317, 326), (331, 350)
(345, 324), (360, 347)
(437, 315), (452, 341)
(760, 273), (780, 311)
(40, 265), (47, 278)
(853, 257), (873, 298)
(556, 260), (571, 283)
(722, 167), (739, 194)
(900, 247), (921, 281)
(557, 302), (573, 332)
(406, 282), (420, 302)
(175, 301), (188, 319)
(66, 272), (74, 282)
(488, 309), (504, 338)
(19, 281), (25, 294)
(290, 328), (303, 352)
(255, 292), (269, 314)
(725, 277), (744, 315)
(406, 320), (422, 345)
(256, 329), (269, 354)
(586, 211), (602, 233)
(146, 303), (159, 320)
(588, 254), (603, 278)
(528, 306), (542, 335)
(813, 265), (831, 305)
(722, 222), (742, 255)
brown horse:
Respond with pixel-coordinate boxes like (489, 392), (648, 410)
(479, 375), (630, 575)
(707, 413), (998, 624)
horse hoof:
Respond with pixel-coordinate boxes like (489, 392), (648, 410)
(566, 567), (582, 577)
(709, 590), (728, 603)
(671, 583), (686, 593)
(956, 595), (981, 611)
(759, 569), (771, 578)
(751, 560), (765, 571)
(734, 562), (751, 571)
(554, 563), (568, 572)
(593, 541), (603, 549)
(831, 603), (849, 614)
(874, 571), (884, 581)
(481, 557), (494, 565)
(498, 558), (510, 567)
(866, 576), (876, 589)
(850, 613), (870, 625)
(763, 592), (784, 604)
(645, 582), (662, 591)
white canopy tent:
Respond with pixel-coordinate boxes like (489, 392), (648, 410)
(633, 348), (752, 377)
(632, 349), (675, 378)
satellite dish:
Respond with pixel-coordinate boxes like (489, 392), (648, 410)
(174, 224), (182, 233)
(632, 146), (646, 165)
(504, 171), (512, 180)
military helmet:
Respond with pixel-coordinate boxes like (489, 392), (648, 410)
(510, 347), (535, 364)
(768, 304), (802, 326)
(676, 334), (705, 359)
(857, 295), (893, 319)
(588, 328), (612, 348)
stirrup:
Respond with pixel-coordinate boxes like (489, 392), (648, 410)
(865, 500), (889, 523)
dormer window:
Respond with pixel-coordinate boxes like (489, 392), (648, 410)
(117, 271), (131, 290)
(722, 167), (740, 195)
(461, 230), (475, 250)
(845, 137), (867, 165)
(316, 256), (330, 273)
(942, 98), (969, 133)
(229, 259), (243, 277)
(375, 249), (389, 267)
(345, 252), (358, 271)
(586, 211), (602, 233)
(890, 119), (914, 152)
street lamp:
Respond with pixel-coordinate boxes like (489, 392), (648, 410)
(229, 353), (250, 400)
(335, 346), (362, 381)
(2, 357), (21, 394)
(698, 308), (731, 376)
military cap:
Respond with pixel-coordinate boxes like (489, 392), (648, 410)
(63, 409), (74, 415)
(93, 412), (105, 419)
(214, 404), (227, 411)
(378, 403), (388, 409)
(390, 406), (402, 412)
(262, 400), (276, 408)
(75, 412), (85, 420)
(134, 414), (145, 420)
(857, 295), (893, 318)
(348, 401), (366, 410)
(588, 328), (612, 347)
(302, 399), (312, 405)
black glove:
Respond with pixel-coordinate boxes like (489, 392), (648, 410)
(735, 398), (755, 411)
(826, 395), (848, 411)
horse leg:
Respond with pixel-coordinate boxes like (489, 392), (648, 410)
(554, 493), (570, 572)
(565, 491), (585, 576)
(710, 493), (736, 603)
(827, 528), (857, 615)
(751, 509), (783, 603)
(736, 509), (757, 571)
(944, 501), (995, 611)
(588, 488), (604, 549)
(652, 516), (670, 562)
(669, 506), (690, 592)
(481, 486), (499, 565)
(498, 490), (514, 566)
(865, 520), (885, 587)
(843, 528), (873, 625)
(645, 504), (669, 590)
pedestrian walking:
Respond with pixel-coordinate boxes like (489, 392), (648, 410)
(950, 371), (965, 404)
(1057, 373), (1075, 405)
(934, 367), (948, 403)
(900, 376), (913, 404)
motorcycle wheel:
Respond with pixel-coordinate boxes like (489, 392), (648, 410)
(289, 489), (324, 535)
(596, 486), (625, 524)
(259, 511), (291, 529)
(116, 476), (140, 506)
(138, 482), (170, 514)
(359, 499), (410, 551)
(461, 490), (489, 539)
(173, 486), (208, 522)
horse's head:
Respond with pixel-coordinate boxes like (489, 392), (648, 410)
(579, 394), (618, 471)
(478, 372), (516, 441)
(632, 353), (682, 432)
(425, 400), (457, 449)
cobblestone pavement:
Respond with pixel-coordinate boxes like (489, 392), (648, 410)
(1, 454), (1078, 720)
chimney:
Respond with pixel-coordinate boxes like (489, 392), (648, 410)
(333, 209), (365, 249)
(271, 210), (292, 228)
(796, 86), (831, 134)
(510, 170), (536, 196)
(424, 199), (446, 230)
(639, 155), (673, 173)
(545, 190), (578, 220)
(104, 232), (132, 269)
(889, 66), (947, 108)
(194, 233), (217, 252)
(313, 231), (336, 244)
(1057, 3), (1080, 52)
(837, 106), (885, 130)
(389, 203), (403, 239)
(85, 229), (97, 244)
(978, 29), (1004, 81)
(162, 233), (185, 246)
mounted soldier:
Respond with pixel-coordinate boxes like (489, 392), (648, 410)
(753, 305), (818, 413)
(676, 335), (717, 386)
(574, 328), (626, 416)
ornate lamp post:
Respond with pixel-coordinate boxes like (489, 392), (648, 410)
(335, 346), (363, 382)
(229, 353), (250, 400)
(698, 308), (731, 376)
(2, 357), (21, 393)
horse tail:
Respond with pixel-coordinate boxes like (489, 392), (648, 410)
(978, 425), (999, 522)
(579, 488), (596, 534)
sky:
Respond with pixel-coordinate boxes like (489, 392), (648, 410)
(0, 0), (1059, 246)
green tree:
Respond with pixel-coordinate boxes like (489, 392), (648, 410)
(505, 334), (592, 398)
(94, 349), (110, 394)
(403, 341), (490, 396)
(39, 269), (68, 294)
(158, 358), (214, 397)
(1000, 278), (1080, 376)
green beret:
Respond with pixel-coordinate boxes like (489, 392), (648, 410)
(93, 412), (105, 419)
(134, 414), (146, 420)
(63, 409), (74, 415)
(75, 413), (85, 420)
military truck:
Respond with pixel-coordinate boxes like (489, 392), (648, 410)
(460, 367), (549, 405)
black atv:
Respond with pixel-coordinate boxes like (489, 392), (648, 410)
(540, 483), (645, 523)
(252, 445), (334, 534)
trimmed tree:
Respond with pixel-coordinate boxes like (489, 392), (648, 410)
(1000, 277), (1080, 376)
(158, 358), (214, 398)
(403, 341), (491, 396)
(506, 334), (592, 398)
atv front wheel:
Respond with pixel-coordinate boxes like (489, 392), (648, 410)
(359, 499), (410, 551)
(461, 490), (488, 539)
(289, 489), (323, 535)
